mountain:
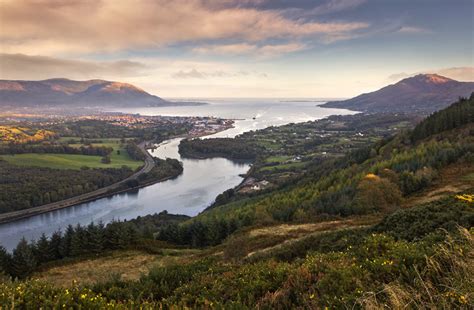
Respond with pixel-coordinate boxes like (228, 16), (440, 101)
(321, 74), (474, 113)
(0, 78), (197, 107)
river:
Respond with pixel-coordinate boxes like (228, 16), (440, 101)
(0, 99), (356, 251)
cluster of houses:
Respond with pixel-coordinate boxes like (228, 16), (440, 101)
(238, 177), (270, 193)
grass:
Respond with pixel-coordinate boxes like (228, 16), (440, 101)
(0, 153), (142, 170)
(34, 249), (200, 287)
(462, 173), (474, 181)
(264, 155), (292, 163)
(0, 137), (143, 169)
(67, 138), (140, 168)
(260, 161), (306, 172)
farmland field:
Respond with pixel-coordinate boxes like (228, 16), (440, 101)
(0, 152), (143, 170)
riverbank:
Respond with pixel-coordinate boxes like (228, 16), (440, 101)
(0, 123), (236, 224)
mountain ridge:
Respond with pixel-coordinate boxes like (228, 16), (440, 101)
(322, 74), (474, 113)
(0, 78), (202, 108)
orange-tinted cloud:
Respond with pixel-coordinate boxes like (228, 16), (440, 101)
(388, 67), (474, 82)
(0, 53), (147, 80)
(0, 0), (368, 55)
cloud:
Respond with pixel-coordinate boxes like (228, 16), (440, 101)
(388, 67), (474, 82)
(435, 67), (474, 81)
(193, 44), (258, 55)
(171, 69), (207, 79)
(397, 26), (431, 34)
(258, 43), (307, 57)
(171, 68), (265, 79)
(305, 0), (367, 16)
(0, 0), (369, 55)
(193, 42), (306, 57)
(0, 53), (148, 80)
(388, 72), (411, 81)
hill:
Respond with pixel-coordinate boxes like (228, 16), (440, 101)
(322, 74), (474, 113)
(0, 97), (472, 308)
(0, 78), (203, 108)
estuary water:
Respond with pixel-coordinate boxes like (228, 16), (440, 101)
(0, 99), (356, 250)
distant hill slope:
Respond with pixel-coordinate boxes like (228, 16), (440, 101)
(0, 78), (200, 107)
(322, 74), (474, 113)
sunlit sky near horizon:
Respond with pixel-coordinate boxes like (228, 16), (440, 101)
(0, 0), (473, 98)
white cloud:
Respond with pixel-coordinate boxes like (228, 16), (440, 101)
(397, 26), (431, 34)
(193, 42), (306, 57)
(171, 68), (265, 79)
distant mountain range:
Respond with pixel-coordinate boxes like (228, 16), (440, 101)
(0, 78), (204, 108)
(322, 74), (474, 113)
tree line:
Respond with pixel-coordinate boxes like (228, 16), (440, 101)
(0, 211), (189, 279)
(0, 143), (113, 156)
(179, 138), (263, 160)
(411, 93), (474, 142)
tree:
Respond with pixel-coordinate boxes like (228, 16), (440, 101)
(60, 225), (74, 257)
(0, 246), (12, 276)
(11, 238), (37, 279)
(34, 233), (52, 264)
(49, 231), (63, 260)
(354, 174), (403, 213)
(101, 155), (111, 164)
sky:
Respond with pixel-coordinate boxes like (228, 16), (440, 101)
(0, 0), (473, 98)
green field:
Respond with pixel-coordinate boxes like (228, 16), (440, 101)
(0, 153), (143, 170)
(260, 161), (306, 172)
(264, 155), (292, 163)
(61, 137), (142, 169)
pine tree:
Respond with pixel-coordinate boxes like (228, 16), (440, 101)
(34, 233), (52, 264)
(49, 231), (63, 260)
(0, 246), (12, 277)
(11, 238), (37, 279)
(60, 225), (75, 257)
(86, 222), (104, 253)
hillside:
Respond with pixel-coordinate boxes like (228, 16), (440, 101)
(322, 74), (474, 113)
(0, 97), (473, 308)
(0, 78), (202, 108)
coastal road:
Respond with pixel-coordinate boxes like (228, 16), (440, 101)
(0, 142), (156, 224)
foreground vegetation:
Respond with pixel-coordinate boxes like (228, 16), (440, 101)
(0, 198), (472, 308)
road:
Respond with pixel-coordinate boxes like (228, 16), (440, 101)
(0, 142), (156, 224)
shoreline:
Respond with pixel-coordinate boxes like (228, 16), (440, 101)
(0, 124), (236, 225)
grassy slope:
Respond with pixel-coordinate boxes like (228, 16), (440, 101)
(35, 249), (200, 287)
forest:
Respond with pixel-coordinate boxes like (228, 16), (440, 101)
(0, 162), (133, 213)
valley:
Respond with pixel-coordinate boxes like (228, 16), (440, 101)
(1, 1), (473, 308)
(1, 94), (472, 308)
